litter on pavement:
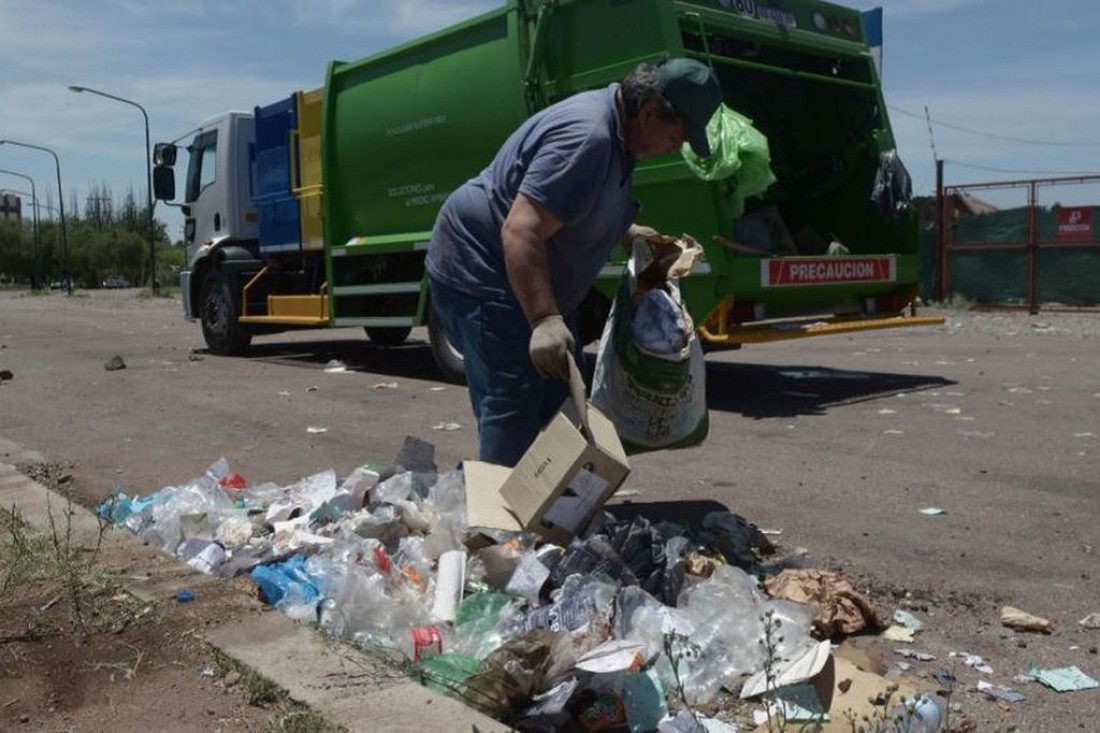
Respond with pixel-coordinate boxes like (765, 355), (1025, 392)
(95, 435), (980, 730)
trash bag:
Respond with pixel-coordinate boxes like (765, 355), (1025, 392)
(870, 149), (913, 218)
(681, 103), (776, 218)
(590, 239), (708, 454)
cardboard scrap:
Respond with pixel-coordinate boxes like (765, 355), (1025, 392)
(811, 655), (922, 733)
(763, 569), (880, 637)
(1001, 605), (1053, 633)
(463, 401), (630, 547)
(632, 233), (704, 291)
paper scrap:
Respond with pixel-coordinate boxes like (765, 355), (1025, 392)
(741, 640), (831, 699)
(977, 680), (1025, 703)
(1028, 664), (1098, 692)
(954, 652), (993, 674)
(1079, 612), (1100, 629)
(892, 609), (925, 632)
(505, 552), (551, 602)
(575, 640), (648, 674)
(431, 422), (463, 431)
(371, 381), (398, 390)
(306, 426), (328, 434)
(919, 507), (946, 516)
(894, 648), (935, 661)
(884, 625), (916, 643)
(774, 683), (830, 722)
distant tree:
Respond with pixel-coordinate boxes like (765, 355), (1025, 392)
(0, 218), (32, 282)
(84, 182), (115, 230)
(120, 186), (142, 235)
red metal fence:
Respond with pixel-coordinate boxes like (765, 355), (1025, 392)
(936, 162), (1100, 313)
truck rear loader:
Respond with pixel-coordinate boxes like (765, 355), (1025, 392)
(154, 0), (943, 384)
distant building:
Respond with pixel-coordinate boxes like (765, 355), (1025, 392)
(0, 193), (21, 222)
(912, 192), (999, 229)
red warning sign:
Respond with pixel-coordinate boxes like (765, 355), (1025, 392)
(762, 257), (896, 287)
(1057, 207), (1093, 241)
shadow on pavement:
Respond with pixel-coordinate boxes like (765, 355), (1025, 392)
(233, 336), (447, 382)
(220, 340), (955, 422)
(705, 361), (955, 419)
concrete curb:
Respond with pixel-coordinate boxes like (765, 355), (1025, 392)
(0, 438), (509, 733)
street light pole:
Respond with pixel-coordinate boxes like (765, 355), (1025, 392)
(0, 139), (69, 294)
(0, 170), (41, 288)
(68, 85), (158, 294)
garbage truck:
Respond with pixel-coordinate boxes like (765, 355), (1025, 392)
(154, 0), (943, 383)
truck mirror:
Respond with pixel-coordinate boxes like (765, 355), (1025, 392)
(153, 142), (178, 167)
(153, 165), (176, 201)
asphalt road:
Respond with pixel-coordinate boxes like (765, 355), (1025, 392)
(1, 288), (1097, 730)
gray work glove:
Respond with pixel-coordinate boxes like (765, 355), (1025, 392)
(529, 314), (574, 381)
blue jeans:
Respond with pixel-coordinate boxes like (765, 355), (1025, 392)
(429, 276), (573, 468)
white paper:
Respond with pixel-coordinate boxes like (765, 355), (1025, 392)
(741, 639), (832, 699)
(505, 552), (550, 601)
(575, 640), (649, 674)
(430, 549), (466, 623)
(541, 469), (608, 532)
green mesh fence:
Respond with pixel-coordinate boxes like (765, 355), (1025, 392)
(944, 205), (1100, 307)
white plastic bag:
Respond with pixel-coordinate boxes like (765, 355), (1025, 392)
(590, 239), (708, 453)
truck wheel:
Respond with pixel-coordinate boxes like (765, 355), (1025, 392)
(364, 326), (412, 346)
(199, 268), (252, 355)
(428, 304), (466, 385)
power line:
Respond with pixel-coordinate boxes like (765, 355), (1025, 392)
(890, 105), (1100, 147)
(943, 159), (1100, 176)
(923, 105), (938, 162)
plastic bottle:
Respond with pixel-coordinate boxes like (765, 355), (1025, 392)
(887, 693), (945, 733)
(676, 565), (767, 705)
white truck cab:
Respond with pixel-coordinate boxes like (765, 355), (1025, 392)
(156, 111), (258, 319)
(181, 111), (258, 254)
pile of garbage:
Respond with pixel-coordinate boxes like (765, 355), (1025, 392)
(99, 438), (875, 731)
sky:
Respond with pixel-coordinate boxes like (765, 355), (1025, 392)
(1, 0), (1099, 242)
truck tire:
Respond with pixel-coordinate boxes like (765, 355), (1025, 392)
(427, 304), (466, 385)
(199, 268), (252, 355)
(364, 326), (412, 346)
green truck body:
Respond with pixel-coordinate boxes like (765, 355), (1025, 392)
(162, 0), (940, 381)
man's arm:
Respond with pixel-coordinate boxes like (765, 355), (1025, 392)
(502, 192), (565, 324)
(502, 193), (577, 381)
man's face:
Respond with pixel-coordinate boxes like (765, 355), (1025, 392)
(631, 102), (686, 160)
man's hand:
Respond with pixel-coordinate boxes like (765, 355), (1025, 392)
(529, 314), (574, 381)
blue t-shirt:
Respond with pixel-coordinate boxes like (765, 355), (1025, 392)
(426, 84), (638, 316)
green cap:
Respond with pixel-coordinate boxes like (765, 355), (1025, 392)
(658, 58), (722, 157)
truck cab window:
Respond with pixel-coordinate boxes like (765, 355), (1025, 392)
(184, 130), (218, 203)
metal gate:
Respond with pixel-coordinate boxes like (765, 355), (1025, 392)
(935, 163), (1100, 313)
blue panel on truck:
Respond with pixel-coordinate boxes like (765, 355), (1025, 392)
(253, 95), (301, 254)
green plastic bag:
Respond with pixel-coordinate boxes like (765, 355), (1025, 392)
(682, 103), (776, 203)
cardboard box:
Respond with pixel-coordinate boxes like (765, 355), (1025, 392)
(464, 401), (630, 547)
